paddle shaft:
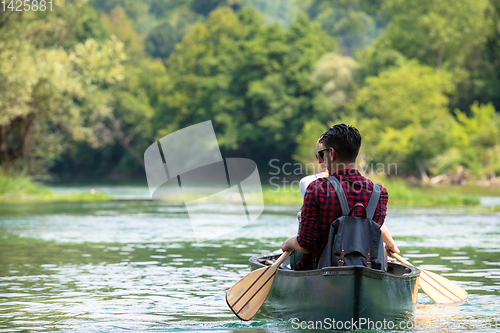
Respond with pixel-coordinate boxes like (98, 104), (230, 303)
(271, 250), (290, 268)
(391, 253), (412, 267)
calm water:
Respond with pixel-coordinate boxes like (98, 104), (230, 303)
(0, 185), (499, 332)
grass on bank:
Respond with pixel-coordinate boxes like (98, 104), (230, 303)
(0, 173), (483, 206)
(261, 179), (481, 207)
(0, 174), (110, 202)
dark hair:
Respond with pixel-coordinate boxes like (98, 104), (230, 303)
(319, 124), (361, 162)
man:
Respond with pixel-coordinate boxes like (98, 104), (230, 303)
(299, 138), (328, 199)
(282, 124), (399, 270)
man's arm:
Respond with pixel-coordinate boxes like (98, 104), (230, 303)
(281, 236), (310, 254)
(381, 223), (400, 257)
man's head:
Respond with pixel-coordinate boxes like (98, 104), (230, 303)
(319, 124), (361, 164)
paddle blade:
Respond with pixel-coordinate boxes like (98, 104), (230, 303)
(419, 269), (468, 303)
(226, 265), (277, 321)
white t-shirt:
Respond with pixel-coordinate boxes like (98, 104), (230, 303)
(297, 172), (327, 223)
(299, 172), (327, 198)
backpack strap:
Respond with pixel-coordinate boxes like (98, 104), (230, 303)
(338, 245), (345, 266)
(365, 183), (381, 220)
(326, 176), (349, 216)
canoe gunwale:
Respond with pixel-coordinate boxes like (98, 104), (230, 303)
(249, 252), (420, 282)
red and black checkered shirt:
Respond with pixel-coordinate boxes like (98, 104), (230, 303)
(295, 169), (388, 271)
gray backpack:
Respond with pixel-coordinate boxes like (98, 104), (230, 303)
(316, 176), (386, 271)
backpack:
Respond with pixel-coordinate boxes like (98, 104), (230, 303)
(316, 176), (386, 271)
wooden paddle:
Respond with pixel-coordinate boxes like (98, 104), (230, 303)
(226, 251), (289, 321)
(391, 252), (468, 303)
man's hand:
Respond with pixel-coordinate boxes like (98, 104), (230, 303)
(385, 243), (400, 258)
(281, 237), (296, 252)
(281, 236), (310, 254)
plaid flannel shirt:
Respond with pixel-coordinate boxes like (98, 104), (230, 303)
(295, 169), (388, 271)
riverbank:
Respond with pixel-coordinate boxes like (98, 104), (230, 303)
(0, 174), (491, 207)
(0, 174), (110, 202)
(261, 179), (482, 207)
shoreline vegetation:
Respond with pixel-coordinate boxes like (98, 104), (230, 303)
(260, 181), (481, 207)
(1, 174), (498, 210)
(0, 174), (110, 203)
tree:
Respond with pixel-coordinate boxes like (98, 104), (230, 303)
(160, 7), (336, 167)
(50, 3), (171, 176)
(474, 0), (500, 110)
(0, 3), (125, 175)
(101, 7), (145, 59)
(382, 0), (487, 69)
(292, 119), (327, 170)
(311, 53), (359, 112)
(347, 61), (457, 177)
(305, 0), (386, 54)
(453, 103), (500, 177)
(190, 0), (241, 16)
(145, 6), (202, 60)
(91, 59), (169, 169)
(356, 39), (407, 79)
(89, 0), (152, 32)
(241, 0), (302, 26)
(93, 7), (171, 168)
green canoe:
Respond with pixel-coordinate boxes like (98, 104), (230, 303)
(249, 252), (420, 327)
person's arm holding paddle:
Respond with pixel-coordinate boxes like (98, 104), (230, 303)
(281, 236), (310, 254)
(381, 223), (400, 257)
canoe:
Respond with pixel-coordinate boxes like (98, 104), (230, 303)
(249, 252), (420, 326)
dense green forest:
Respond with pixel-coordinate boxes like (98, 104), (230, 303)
(1, 0), (500, 184)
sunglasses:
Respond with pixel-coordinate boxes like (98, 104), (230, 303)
(316, 148), (328, 160)
(315, 147), (338, 160)
(316, 147), (336, 160)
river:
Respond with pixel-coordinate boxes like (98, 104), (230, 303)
(0, 185), (499, 332)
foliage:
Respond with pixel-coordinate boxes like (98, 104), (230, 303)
(145, 3), (202, 60)
(292, 119), (327, 168)
(378, 0), (495, 112)
(49, 5), (169, 176)
(381, 0), (487, 69)
(431, 103), (500, 177)
(1, 0), (500, 183)
(311, 53), (359, 111)
(356, 40), (407, 79)
(259, 180), (480, 206)
(101, 7), (145, 58)
(382, 179), (480, 206)
(479, 1), (500, 108)
(347, 62), (455, 176)
(100, 58), (169, 169)
(160, 7), (335, 165)
(305, 0), (386, 54)
(0, 1), (125, 175)
(0, 173), (110, 201)
(0, 172), (50, 196)
(241, 0), (302, 26)
(346, 59), (500, 180)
